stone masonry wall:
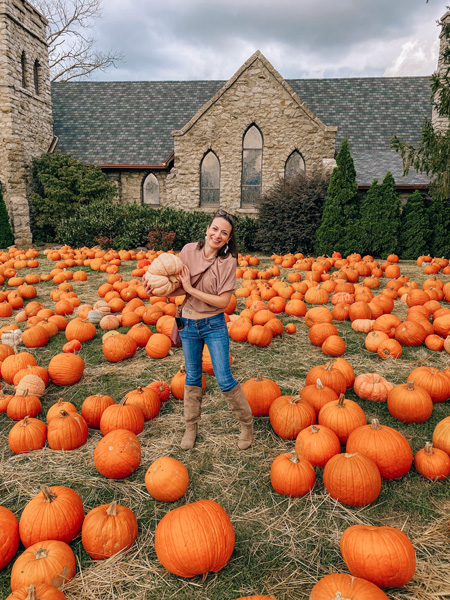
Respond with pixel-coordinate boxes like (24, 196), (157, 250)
(0, 0), (53, 246)
(432, 11), (450, 132)
(106, 170), (168, 205)
(167, 53), (337, 216)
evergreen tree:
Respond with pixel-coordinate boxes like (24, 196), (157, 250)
(0, 187), (14, 249)
(315, 138), (360, 256)
(428, 196), (450, 257)
(358, 179), (381, 256)
(378, 171), (401, 256)
(399, 190), (431, 259)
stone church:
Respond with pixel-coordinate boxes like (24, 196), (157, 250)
(1, 0), (449, 245)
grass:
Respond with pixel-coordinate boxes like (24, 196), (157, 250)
(1, 255), (450, 600)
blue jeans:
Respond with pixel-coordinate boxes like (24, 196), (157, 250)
(179, 312), (237, 392)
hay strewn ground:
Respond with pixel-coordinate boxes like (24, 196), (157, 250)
(1, 256), (450, 600)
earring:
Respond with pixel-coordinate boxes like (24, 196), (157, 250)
(224, 244), (228, 253)
(205, 235), (207, 240)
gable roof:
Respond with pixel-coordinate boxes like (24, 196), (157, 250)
(51, 73), (432, 186)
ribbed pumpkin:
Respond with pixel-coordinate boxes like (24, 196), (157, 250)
(269, 395), (316, 439)
(0, 505), (19, 570)
(321, 335), (346, 356)
(154, 499), (235, 578)
(270, 450), (316, 496)
(309, 573), (390, 600)
(65, 317), (96, 342)
(15, 374), (46, 399)
(145, 332), (172, 358)
(81, 501), (138, 560)
(47, 353), (85, 385)
(1, 352), (37, 384)
(5, 583), (67, 600)
(21, 326), (50, 349)
(433, 416), (450, 455)
(299, 379), (338, 414)
(340, 524), (416, 588)
(19, 486), (84, 548)
(407, 366), (450, 403)
(80, 394), (115, 428)
(305, 362), (346, 395)
(394, 320), (427, 346)
(170, 365), (206, 400)
(346, 419), (413, 479)
(47, 410), (89, 450)
(247, 325), (273, 347)
(103, 333), (138, 362)
(304, 306), (333, 327)
(414, 442), (450, 480)
(377, 338), (402, 359)
(124, 387), (161, 421)
(46, 399), (77, 422)
(100, 397), (145, 435)
(0, 390), (13, 413)
(147, 380), (171, 402)
(127, 322), (152, 347)
(318, 394), (367, 444)
(323, 451), (381, 506)
(8, 417), (47, 454)
(241, 374), (281, 416)
(308, 323), (338, 346)
(7, 391), (42, 421)
(145, 456), (189, 502)
(94, 429), (141, 479)
(354, 373), (394, 402)
(387, 380), (433, 423)
(294, 424), (341, 467)
(364, 330), (389, 352)
(10, 540), (76, 591)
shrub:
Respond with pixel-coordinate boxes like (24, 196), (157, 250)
(30, 152), (117, 243)
(0, 187), (14, 249)
(255, 172), (329, 255)
(428, 197), (450, 257)
(315, 138), (360, 256)
(358, 179), (382, 256)
(398, 190), (431, 259)
(379, 171), (401, 257)
(55, 202), (257, 252)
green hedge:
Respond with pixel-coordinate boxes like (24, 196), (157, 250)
(55, 202), (258, 253)
(0, 186), (14, 249)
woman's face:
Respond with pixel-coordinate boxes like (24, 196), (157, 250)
(205, 217), (232, 252)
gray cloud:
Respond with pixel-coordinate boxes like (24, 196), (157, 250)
(92, 0), (449, 81)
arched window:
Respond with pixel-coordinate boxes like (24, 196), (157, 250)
(21, 51), (27, 88)
(285, 150), (305, 180)
(33, 59), (40, 95)
(143, 173), (160, 205)
(241, 125), (262, 205)
(200, 151), (220, 205)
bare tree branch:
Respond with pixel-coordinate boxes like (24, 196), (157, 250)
(33, 0), (123, 81)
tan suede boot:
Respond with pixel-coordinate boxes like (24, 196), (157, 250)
(180, 385), (203, 450)
(223, 383), (253, 450)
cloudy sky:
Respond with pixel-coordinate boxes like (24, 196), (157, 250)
(90, 0), (449, 81)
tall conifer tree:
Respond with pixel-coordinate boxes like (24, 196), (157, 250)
(359, 179), (381, 256)
(378, 171), (401, 256)
(315, 138), (359, 256)
(399, 190), (431, 259)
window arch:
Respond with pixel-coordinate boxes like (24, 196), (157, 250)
(33, 59), (40, 95)
(143, 173), (160, 205)
(21, 51), (27, 88)
(241, 124), (262, 205)
(285, 150), (305, 180)
(200, 151), (220, 205)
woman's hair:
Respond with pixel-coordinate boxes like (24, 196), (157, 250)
(197, 209), (238, 258)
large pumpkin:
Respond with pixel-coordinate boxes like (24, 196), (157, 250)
(10, 540), (76, 591)
(99, 397), (145, 435)
(47, 410), (88, 451)
(309, 572), (390, 600)
(103, 333), (138, 362)
(0, 505), (19, 570)
(19, 486), (84, 548)
(47, 353), (85, 386)
(154, 499), (235, 578)
(340, 524), (416, 587)
(323, 452), (381, 506)
(387, 380), (433, 423)
(81, 501), (138, 560)
(94, 429), (141, 479)
(241, 374), (281, 417)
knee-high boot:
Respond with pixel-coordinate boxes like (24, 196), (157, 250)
(180, 385), (203, 450)
(222, 383), (253, 450)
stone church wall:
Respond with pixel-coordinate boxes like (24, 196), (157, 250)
(0, 0), (53, 245)
(166, 54), (337, 216)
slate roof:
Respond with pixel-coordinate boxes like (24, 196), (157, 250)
(51, 75), (432, 186)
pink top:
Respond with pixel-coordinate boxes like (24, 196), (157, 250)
(179, 243), (237, 319)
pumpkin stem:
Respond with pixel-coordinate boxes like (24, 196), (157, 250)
(34, 547), (49, 560)
(25, 585), (37, 600)
(256, 373), (263, 381)
(136, 388), (144, 394)
(20, 416), (31, 427)
(180, 364), (186, 374)
(316, 378), (324, 390)
(424, 442), (434, 455)
(370, 418), (381, 430)
(289, 395), (301, 405)
(120, 396), (128, 406)
(56, 398), (65, 406)
(289, 450), (300, 463)
(59, 410), (71, 417)
(309, 425), (320, 434)
(406, 380), (415, 391)
(324, 361), (334, 371)
(107, 501), (118, 516)
(337, 393), (346, 406)
(20, 389), (29, 397)
(374, 374), (381, 383)
(41, 486), (57, 503)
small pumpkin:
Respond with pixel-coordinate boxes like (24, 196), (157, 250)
(270, 450), (316, 496)
(241, 374), (281, 417)
(269, 395), (316, 439)
(8, 417), (47, 454)
(309, 573), (390, 600)
(94, 429), (141, 479)
(323, 452), (381, 506)
(387, 380), (433, 423)
(414, 441), (450, 480)
(81, 394), (115, 428)
(145, 456), (189, 502)
(47, 410), (88, 451)
(294, 424), (340, 468)
(354, 373), (394, 402)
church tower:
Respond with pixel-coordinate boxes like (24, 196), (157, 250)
(432, 10), (450, 132)
(0, 0), (53, 245)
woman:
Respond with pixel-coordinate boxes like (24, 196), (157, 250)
(145, 209), (253, 450)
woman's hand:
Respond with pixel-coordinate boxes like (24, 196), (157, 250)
(142, 272), (154, 296)
(178, 264), (193, 293)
